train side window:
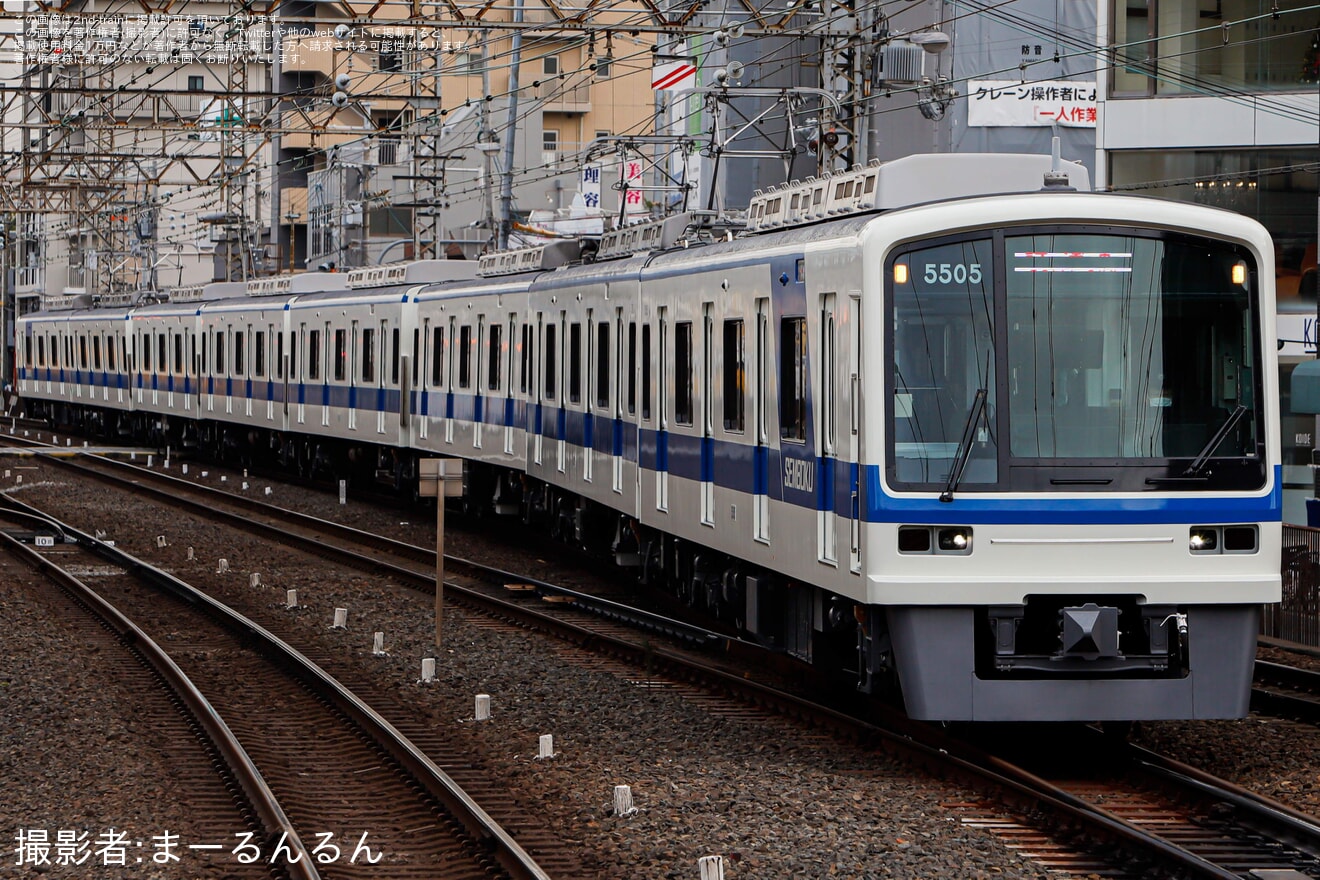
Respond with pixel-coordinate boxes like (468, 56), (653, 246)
(488, 323), (502, 391)
(308, 329), (321, 380)
(675, 321), (693, 426)
(569, 322), (582, 404)
(254, 331), (266, 377)
(108, 335), (116, 371)
(362, 327), (376, 382)
(333, 329), (347, 381)
(431, 326), (444, 386)
(544, 323), (557, 400)
(780, 316), (807, 442)
(627, 322), (637, 415)
(235, 330), (246, 377)
(723, 319), (745, 432)
(458, 325), (472, 389)
(596, 321), (609, 408)
(391, 328), (400, 385)
(641, 324), (651, 420)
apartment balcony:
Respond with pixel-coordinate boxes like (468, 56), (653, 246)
(536, 80), (591, 114)
(13, 266), (44, 294)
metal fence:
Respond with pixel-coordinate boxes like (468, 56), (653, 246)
(1268, 525), (1320, 647)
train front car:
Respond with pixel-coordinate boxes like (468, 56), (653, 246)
(869, 193), (1280, 721)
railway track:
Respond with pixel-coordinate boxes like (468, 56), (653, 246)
(0, 500), (553, 880)
(12, 437), (1320, 878)
(1254, 660), (1320, 724)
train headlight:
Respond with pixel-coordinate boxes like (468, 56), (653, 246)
(1189, 528), (1218, 553)
(894, 263), (909, 285)
(937, 527), (972, 553)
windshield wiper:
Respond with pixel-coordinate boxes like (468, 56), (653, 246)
(1183, 404), (1248, 477)
(940, 388), (987, 503)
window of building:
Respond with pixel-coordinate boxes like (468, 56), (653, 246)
(187, 75), (204, 92)
(1113, 0), (1315, 95)
(543, 54), (559, 76)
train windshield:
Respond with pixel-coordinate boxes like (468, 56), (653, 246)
(889, 228), (1263, 493)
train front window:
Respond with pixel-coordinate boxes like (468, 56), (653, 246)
(888, 228), (1262, 492)
(890, 238), (998, 487)
(1006, 233), (1256, 462)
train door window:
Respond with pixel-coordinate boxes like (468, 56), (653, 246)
(92, 336), (101, 370)
(544, 323), (557, 400)
(723, 319), (745, 432)
(430, 324), (444, 386)
(175, 334), (184, 374)
(596, 320), (610, 408)
(158, 334), (166, 374)
(627, 322), (637, 415)
(78, 335), (87, 369)
(333, 329), (347, 381)
(198, 334), (205, 377)
(780, 317), (807, 442)
(276, 331), (284, 380)
(641, 324), (652, 420)
(569, 322), (582, 404)
(488, 322), (502, 391)
(142, 333), (152, 372)
(412, 329), (419, 386)
(308, 329), (321, 380)
(520, 324), (532, 393)
(391, 328), (400, 385)
(362, 327), (376, 382)
(36, 336), (44, 367)
(290, 330), (299, 380)
(458, 325), (472, 389)
(48, 335), (55, 368)
(26, 336), (34, 368)
(235, 330), (247, 377)
(214, 330), (225, 375)
(476, 319), (485, 393)
(254, 330), (266, 377)
(675, 321), (693, 426)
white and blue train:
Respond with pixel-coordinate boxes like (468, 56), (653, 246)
(17, 154), (1282, 721)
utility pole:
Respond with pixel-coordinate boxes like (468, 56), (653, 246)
(497, 0), (525, 251)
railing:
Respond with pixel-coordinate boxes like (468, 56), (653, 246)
(14, 266), (44, 291)
(535, 80), (591, 112)
(1269, 524), (1320, 647)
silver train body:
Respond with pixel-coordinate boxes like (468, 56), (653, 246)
(17, 157), (1282, 721)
